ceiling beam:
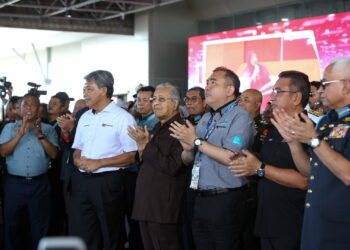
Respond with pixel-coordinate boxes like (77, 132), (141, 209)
(13, 3), (122, 14)
(100, 0), (183, 21)
(103, 0), (154, 6)
(44, 0), (102, 18)
(0, 0), (21, 9)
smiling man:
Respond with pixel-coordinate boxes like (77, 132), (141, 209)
(70, 70), (137, 250)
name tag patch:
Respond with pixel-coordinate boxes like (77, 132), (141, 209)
(329, 124), (349, 138)
(232, 136), (243, 146)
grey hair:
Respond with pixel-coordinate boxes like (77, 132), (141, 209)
(156, 82), (180, 100)
(84, 70), (114, 98)
(328, 57), (350, 77)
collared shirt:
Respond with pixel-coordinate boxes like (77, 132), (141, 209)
(0, 121), (58, 177)
(136, 112), (159, 132)
(256, 126), (306, 238)
(195, 101), (255, 189)
(72, 101), (137, 173)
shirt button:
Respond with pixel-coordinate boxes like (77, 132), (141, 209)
(314, 162), (318, 167)
(310, 157), (312, 161)
(306, 203), (311, 208)
(307, 189), (313, 193)
(310, 175), (315, 180)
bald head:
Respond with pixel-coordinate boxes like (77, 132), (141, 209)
(73, 99), (87, 117)
(238, 89), (262, 118)
(321, 57), (350, 110)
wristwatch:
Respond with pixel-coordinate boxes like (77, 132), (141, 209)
(37, 135), (45, 140)
(193, 138), (203, 149)
(256, 162), (266, 177)
(309, 136), (321, 149)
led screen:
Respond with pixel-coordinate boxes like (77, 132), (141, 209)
(188, 12), (350, 108)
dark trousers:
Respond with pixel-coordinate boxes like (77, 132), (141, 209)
(69, 168), (125, 250)
(124, 170), (144, 250)
(4, 174), (50, 250)
(260, 235), (301, 250)
(181, 188), (196, 250)
(139, 221), (182, 250)
(192, 188), (244, 250)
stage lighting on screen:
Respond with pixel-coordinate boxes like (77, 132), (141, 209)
(188, 11), (350, 109)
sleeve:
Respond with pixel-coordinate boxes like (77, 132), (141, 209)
(0, 123), (15, 144)
(222, 110), (256, 152)
(142, 137), (184, 177)
(71, 114), (85, 150)
(45, 125), (59, 147)
(118, 113), (137, 152)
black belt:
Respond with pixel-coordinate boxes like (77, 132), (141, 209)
(8, 173), (47, 180)
(193, 185), (247, 197)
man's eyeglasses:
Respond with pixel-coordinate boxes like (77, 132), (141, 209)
(271, 89), (297, 95)
(184, 96), (200, 103)
(149, 97), (174, 103)
(321, 79), (348, 87)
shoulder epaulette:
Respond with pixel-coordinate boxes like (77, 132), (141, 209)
(308, 109), (323, 117)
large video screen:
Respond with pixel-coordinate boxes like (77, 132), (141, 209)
(188, 11), (350, 108)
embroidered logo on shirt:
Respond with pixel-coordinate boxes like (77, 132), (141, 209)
(232, 136), (243, 146)
(329, 124), (349, 138)
(102, 123), (113, 127)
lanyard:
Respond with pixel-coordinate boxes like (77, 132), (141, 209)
(198, 101), (237, 158)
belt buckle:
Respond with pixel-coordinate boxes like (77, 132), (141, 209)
(24, 176), (33, 180)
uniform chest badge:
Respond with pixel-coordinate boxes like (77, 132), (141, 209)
(329, 124), (349, 138)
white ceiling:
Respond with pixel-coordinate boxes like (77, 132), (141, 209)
(0, 27), (100, 58)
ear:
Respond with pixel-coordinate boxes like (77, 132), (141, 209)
(101, 86), (108, 97)
(293, 92), (303, 106)
(173, 100), (180, 111)
(342, 81), (350, 95)
(226, 85), (235, 97)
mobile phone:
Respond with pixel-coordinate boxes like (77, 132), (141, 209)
(37, 237), (86, 250)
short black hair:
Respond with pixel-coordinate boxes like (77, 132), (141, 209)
(188, 86), (205, 100)
(213, 66), (240, 97)
(278, 70), (310, 108)
(84, 70), (114, 99)
(9, 96), (21, 105)
(137, 86), (155, 95)
(310, 81), (322, 90)
(23, 93), (40, 106)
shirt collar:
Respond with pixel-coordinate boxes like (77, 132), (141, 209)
(210, 99), (236, 117)
(92, 101), (114, 114)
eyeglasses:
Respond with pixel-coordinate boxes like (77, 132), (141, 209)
(321, 79), (348, 87)
(184, 96), (200, 103)
(271, 89), (297, 95)
(149, 97), (174, 103)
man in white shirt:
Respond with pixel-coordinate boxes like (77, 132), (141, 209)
(70, 70), (137, 250)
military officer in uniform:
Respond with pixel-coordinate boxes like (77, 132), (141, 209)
(272, 57), (350, 250)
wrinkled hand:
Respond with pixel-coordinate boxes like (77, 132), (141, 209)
(228, 150), (261, 177)
(127, 124), (150, 150)
(78, 156), (101, 172)
(272, 109), (317, 144)
(169, 120), (197, 149)
(57, 114), (75, 133)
